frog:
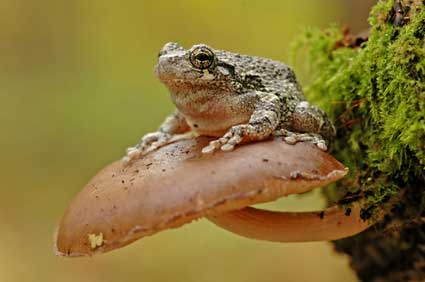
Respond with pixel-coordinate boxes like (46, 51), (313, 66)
(124, 42), (335, 163)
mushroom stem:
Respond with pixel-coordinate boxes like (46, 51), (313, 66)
(208, 203), (372, 242)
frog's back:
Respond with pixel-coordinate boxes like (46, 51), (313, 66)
(216, 49), (303, 96)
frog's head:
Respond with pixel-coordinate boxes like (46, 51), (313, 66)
(155, 42), (240, 92)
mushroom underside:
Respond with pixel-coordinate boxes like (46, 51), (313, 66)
(55, 136), (369, 257)
(208, 203), (371, 242)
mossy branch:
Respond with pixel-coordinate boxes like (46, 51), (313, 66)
(291, 0), (425, 280)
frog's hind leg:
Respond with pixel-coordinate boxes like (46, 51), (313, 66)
(276, 100), (334, 151)
(274, 129), (328, 151)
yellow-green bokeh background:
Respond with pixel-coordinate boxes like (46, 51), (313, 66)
(1, 1), (375, 281)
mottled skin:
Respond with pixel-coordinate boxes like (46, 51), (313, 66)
(124, 42), (334, 162)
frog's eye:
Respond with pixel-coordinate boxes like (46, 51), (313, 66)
(189, 47), (215, 69)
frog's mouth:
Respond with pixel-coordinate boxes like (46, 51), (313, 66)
(157, 74), (228, 95)
(155, 62), (219, 84)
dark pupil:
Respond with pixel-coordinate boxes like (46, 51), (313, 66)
(196, 52), (210, 61)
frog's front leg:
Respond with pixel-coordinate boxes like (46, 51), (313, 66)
(124, 110), (190, 163)
(202, 92), (281, 154)
(275, 101), (335, 151)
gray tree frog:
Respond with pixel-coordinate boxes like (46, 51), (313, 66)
(124, 42), (335, 163)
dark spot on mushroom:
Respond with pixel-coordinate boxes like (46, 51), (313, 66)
(193, 124), (199, 128)
(319, 211), (325, 219)
(112, 174), (115, 178)
(121, 180), (125, 184)
(111, 228), (116, 233)
(211, 170), (216, 175)
(262, 158), (269, 162)
(146, 163), (153, 167)
(360, 205), (375, 220)
(345, 208), (352, 216)
(162, 169), (166, 172)
(337, 221), (342, 226)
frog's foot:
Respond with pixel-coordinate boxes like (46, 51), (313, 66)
(123, 131), (196, 164)
(123, 132), (171, 164)
(202, 125), (259, 154)
(274, 129), (328, 151)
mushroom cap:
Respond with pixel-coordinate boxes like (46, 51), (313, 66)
(55, 137), (347, 257)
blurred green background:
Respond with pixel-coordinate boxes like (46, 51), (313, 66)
(0, 1), (375, 281)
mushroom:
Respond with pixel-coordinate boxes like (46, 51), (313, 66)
(54, 136), (369, 257)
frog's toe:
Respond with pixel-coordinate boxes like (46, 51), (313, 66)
(134, 140), (150, 153)
(140, 132), (162, 145)
(122, 156), (131, 164)
(147, 140), (166, 152)
(201, 145), (216, 154)
(316, 140), (327, 151)
(220, 143), (235, 151)
(123, 147), (143, 164)
(202, 139), (222, 154)
(284, 136), (297, 145)
(202, 125), (247, 154)
(126, 146), (137, 154)
(227, 135), (243, 145)
(220, 135), (242, 151)
(127, 147), (142, 159)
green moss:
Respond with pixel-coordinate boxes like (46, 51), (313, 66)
(291, 0), (425, 219)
